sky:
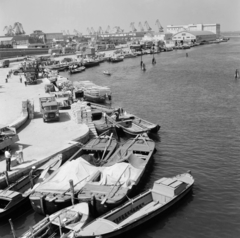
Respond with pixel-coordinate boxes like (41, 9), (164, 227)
(0, 0), (239, 35)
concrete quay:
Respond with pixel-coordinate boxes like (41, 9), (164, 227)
(0, 62), (90, 188)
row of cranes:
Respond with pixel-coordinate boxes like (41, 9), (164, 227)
(62, 19), (164, 37)
(3, 22), (25, 36)
(130, 20), (164, 33)
(86, 25), (124, 35)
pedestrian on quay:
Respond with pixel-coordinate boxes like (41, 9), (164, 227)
(20, 76), (22, 83)
(5, 148), (12, 172)
(24, 79), (27, 86)
(5, 77), (8, 83)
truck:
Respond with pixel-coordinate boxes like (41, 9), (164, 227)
(39, 96), (60, 122)
(0, 125), (19, 152)
(50, 91), (72, 109)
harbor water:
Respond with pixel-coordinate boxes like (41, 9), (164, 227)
(1, 38), (240, 238)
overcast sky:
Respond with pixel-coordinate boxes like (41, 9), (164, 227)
(0, 0), (239, 35)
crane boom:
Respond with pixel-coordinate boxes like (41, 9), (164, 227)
(144, 21), (152, 31)
(105, 25), (110, 33)
(130, 22), (137, 32)
(138, 22), (145, 31)
(155, 19), (164, 33)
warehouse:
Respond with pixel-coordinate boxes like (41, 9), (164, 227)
(172, 31), (217, 43)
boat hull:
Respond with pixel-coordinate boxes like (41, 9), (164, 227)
(0, 196), (30, 220)
(84, 62), (100, 68)
(74, 178), (193, 238)
(84, 94), (107, 104)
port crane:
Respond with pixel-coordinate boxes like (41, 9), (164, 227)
(86, 27), (92, 35)
(74, 29), (82, 37)
(3, 25), (14, 36)
(105, 25), (110, 33)
(91, 27), (95, 35)
(130, 22), (137, 32)
(98, 27), (104, 34)
(138, 22), (145, 32)
(113, 26), (123, 33)
(155, 19), (164, 33)
(3, 22), (25, 36)
(144, 21), (152, 31)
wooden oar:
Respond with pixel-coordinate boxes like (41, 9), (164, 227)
(121, 134), (140, 157)
(101, 164), (129, 205)
(100, 133), (113, 162)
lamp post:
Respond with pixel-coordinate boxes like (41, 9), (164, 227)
(140, 45), (143, 67)
(152, 43), (156, 65)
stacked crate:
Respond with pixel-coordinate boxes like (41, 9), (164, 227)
(71, 101), (98, 137)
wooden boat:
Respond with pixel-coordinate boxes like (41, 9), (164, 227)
(69, 66), (85, 74)
(83, 92), (109, 104)
(103, 71), (111, 76)
(29, 136), (118, 215)
(19, 202), (95, 238)
(110, 57), (124, 63)
(83, 60), (100, 68)
(0, 154), (62, 219)
(77, 134), (155, 215)
(72, 171), (194, 238)
(50, 64), (67, 71)
(93, 110), (160, 136)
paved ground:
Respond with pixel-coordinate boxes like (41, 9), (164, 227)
(0, 62), (89, 178)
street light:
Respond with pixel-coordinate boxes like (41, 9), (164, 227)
(140, 45), (143, 67)
(152, 43), (156, 65)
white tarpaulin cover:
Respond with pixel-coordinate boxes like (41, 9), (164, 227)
(36, 157), (99, 193)
(96, 162), (141, 188)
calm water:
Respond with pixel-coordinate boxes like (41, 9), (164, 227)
(1, 38), (240, 238)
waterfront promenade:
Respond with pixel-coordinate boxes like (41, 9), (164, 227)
(0, 62), (89, 184)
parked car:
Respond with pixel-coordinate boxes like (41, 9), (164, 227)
(0, 60), (10, 68)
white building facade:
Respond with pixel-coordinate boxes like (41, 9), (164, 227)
(166, 23), (220, 38)
(172, 31), (217, 43)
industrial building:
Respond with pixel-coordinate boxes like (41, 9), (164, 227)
(172, 31), (217, 43)
(166, 23), (220, 38)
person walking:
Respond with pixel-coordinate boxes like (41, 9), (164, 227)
(5, 149), (12, 172)
(20, 76), (22, 83)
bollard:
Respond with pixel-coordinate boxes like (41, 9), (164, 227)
(9, 219), (16, 238)
(69, 180), (74, 205)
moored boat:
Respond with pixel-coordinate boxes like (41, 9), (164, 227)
(103, 70), (111, 76)
(77, 134), (155, 215)
(29, 136), (118, 215)
(0, 154), (62, 219)
(71, 171), (194, 238)
(69, 66), (86, 74)
(110, 56), (124, 63)
(19, 202), (94, 238)
(93, 109), (160, 136)
(83, 60), (100, 68)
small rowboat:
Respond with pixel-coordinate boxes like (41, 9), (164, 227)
(70, 66), (86, 74)
(72, 171), (194, 238)
(19, 202), (93, 238)
(103, 71), (111, 76)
